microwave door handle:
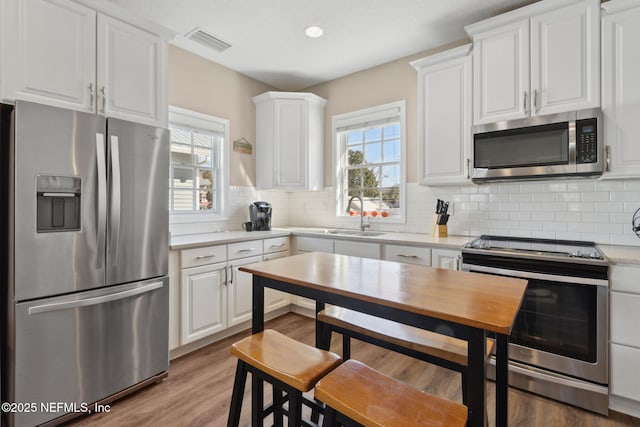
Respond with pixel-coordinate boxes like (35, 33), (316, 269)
(96, 133), (107, 270)
(109, 135), (121, 266)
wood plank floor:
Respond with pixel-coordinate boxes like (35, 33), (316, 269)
(68, 313), (640, 427)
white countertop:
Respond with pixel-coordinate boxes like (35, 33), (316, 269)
(170, 227), (472, 251)
(170, 227), (640, 265)
(599, 245), (640, 266)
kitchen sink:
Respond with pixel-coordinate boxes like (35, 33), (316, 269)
(323, 229), (385, 237)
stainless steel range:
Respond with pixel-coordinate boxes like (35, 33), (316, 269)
(462, 235), (609, 415)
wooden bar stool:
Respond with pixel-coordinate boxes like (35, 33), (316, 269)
(317, 306), (494, 405)
(315, 359), (467, 427)
(227, 329), (342, 427)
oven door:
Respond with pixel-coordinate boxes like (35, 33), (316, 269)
(463, 264), (608, 385)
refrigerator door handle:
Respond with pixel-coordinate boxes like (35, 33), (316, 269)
(28, 281), (164, 315)
(109, 135), (121, 266)
(96, 133), (107, 269)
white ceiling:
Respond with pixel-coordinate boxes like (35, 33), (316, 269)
(107, 0), (538, 91)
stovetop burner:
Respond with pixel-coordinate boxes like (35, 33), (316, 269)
(463, 235), (607, 265)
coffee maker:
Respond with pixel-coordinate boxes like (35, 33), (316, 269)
(249, 201), (272, 231)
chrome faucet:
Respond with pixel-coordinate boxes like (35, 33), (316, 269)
(346, 195), (370, 232)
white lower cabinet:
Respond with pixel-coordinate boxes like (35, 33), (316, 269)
(180, 262), (227, 344)
(178, 237), (291, 346)
(431, 248), (461, 270)
(334, 240), (380, 259)
(609, 264), (640, 417)
(383, 244), (431, 266)
(263, 250), (292, 312)
(227, 255), (262, 327)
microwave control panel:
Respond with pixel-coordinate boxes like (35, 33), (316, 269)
(576, 118), (598, 164)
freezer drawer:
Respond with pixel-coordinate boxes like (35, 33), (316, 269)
(9, 277), (169, 427)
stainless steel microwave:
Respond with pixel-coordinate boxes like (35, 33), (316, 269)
(472, 109), (603, 182)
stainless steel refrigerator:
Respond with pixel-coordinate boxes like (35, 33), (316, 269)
(1, 101), (170, 427)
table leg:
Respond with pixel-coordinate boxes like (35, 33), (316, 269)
(251, 276), (265, 426)
(495, 334), (509, 427)
(252, 276), (265, 334)
(466, 328), (487, 427)
(315, 300), (327, 349)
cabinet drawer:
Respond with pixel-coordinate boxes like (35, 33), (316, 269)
(611, 291), (640, 347)
(334, 240), (380, 259)
(611, 343), (640, 401)
(263, 237), (290, 254)
(611, 265), (640, 294)
(180, 245), (227, 269)
(383, 245), (431, 266)
(228, 240), (262, 260)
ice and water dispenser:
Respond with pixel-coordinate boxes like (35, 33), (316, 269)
(36, 175), (81, 232)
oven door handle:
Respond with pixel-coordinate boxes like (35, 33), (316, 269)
(462, 264), (608, 287)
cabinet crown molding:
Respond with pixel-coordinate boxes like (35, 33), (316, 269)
(601, 0), (640, 14)
(253, 91), (327, 105)
(72, 0), (176, 39)
(410, 44), (472, 70)
(465, 0), (598, 36)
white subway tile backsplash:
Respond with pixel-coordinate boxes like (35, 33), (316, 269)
(177, 179), (640, 247)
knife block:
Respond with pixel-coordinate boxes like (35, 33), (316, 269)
(437, 225), (448, 237)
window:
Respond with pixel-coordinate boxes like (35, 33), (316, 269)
(334, 101), (406, 221)
(169, 106), (229, 220)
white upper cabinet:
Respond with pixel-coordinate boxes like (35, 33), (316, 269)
(0, 0), (169, 127)
(97, 14), (165, 126)
(0, 0), (96, 111)
(601, 0), (640, 179)
(411, 44), (472, 186)
(253, 92), (327, 191)
(466, 0), (600, 125)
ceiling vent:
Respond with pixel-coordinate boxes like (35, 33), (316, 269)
(186, 28), (232, 53)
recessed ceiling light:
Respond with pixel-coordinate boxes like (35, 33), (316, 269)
(305, 26), (324, 38)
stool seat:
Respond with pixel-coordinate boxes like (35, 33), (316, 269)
(318, 306), (494, 366)
(231, 329), (342, 392)
(315, 359), (467, 427)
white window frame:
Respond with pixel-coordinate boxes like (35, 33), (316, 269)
(333, 100), (407, 224)
(169, 106), (230, 224)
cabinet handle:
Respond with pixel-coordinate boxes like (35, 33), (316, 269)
(229, 265), (234, 284)
(453, 255), (462, 271)
(605, 145), (611, 172)
(270, 243), (286, 248)
(238, 248), (256, 253)
(195, 255), (215, 260)
(89, 83), (95, 108)
(533, 89), (538, 114)
(523, 91), (528, 114)
(100, 86), (106, 113)
(224, 266), (228, 286)
(397, 254), (419, 259)
(466, 158), (471, 180)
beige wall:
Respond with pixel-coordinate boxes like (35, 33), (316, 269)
(167, 45), (275, 187)
(305, 40), (466, 186)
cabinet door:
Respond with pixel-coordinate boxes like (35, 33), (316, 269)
(530, 0), (600, 116)
(227, 255), (262, 327)
(6, 0), (96, 111)
(473, 20), (529, 124)
(274, 99), (307, 189)
(602, 4), (640, 179)
(263, 251), (291, 312)
(97, 14), (164, 126)
(431, 249), (461, 270)
(611, 343), (640, 402)
(180, 262), (226, 345)
(418, 51), (471, 185)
